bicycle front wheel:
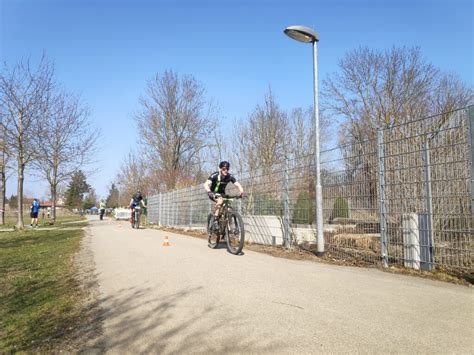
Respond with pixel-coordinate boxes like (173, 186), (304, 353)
(134, 211), (140, 229)
(225, 212), (244, 255)
(207, 213), (220, 248)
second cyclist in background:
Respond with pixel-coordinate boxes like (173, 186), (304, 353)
(130, 191), (147, 226)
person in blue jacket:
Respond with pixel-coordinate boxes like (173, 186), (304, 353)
(30, 198), (40, 228)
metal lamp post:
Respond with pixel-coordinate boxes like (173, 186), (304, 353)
(284, 25), (324, 256)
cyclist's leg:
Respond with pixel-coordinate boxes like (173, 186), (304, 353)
(214, 197), (224, 217)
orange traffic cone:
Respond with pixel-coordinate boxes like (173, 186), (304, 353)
(163, 236), (171, 246)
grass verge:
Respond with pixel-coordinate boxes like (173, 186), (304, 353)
(2, 212), (85, 228)
(0, 222), (88, 352)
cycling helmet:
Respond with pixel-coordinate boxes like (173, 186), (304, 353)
(219, 161), (230, 169)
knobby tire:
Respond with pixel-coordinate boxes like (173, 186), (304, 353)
(225, 211), (245, 255)
(207, 213), (220, 248)
(134, 210), (140, 229)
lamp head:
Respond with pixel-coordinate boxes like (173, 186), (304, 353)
(284, 25), (319, 43)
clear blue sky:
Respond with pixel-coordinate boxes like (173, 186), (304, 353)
(1, 0), (472, 200)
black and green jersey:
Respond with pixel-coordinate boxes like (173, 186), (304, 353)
(207, 172), (237, 194)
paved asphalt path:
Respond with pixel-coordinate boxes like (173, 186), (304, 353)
(84, 216), (473, 354)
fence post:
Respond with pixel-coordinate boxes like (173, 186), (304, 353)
(283, 158), (291, 248)
(168, 191), (171, 226)
(189, 187), (193, 229)
(402, 213), (421, 269)
(173, 190), (177, 227)
(158, 192), (162, 226)
(377, 129), (388, 268)
(163, 192), (166, 226)
(162, 192), (165, 226)
(166, 192), (170, 226)
(468, 106), (474, 224)
(422, 141), (435, 268)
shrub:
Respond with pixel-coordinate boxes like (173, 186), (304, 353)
(292, 191), (314, 225)
(331, 197), (349, 221)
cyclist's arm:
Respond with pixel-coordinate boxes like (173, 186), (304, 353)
(203, 180), (212, 193)
(140, 199), (146, 208)
(234, 181), (244, 195)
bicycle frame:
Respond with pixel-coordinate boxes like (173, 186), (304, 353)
(132, 206), (141, 228)
(208, 193), (245, 254)
(215, 195), (237, 229)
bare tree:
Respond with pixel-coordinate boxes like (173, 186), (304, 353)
(322, 45), (473, 211)
(323, 46), (472, 140)
(0, 56), (54, 228)
(116, 152), (149, 204)
(32, 89), (98, 222)
(236, 88), (289, 173)
(288, 107), (313, 161)
(325, 47), (431, 129)
(0, 132), (5, 224)
(0, 128), (16, 225)
(135, 70), (216, 191)
(429, 73), (473, 131)
(228, 120), (247, 177)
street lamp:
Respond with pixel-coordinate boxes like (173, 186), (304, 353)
(284, 25), (324, 256)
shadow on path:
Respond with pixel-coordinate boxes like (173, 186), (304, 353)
(80, 283), (284, 354)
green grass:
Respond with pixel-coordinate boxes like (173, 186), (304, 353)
(0, 221), (87, 352)
(2, 212), (84, 228)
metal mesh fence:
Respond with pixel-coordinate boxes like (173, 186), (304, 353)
(147, 106), (473, 272)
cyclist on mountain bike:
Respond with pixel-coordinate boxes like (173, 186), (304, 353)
(204, 161), (244, 230)
(129, 191), (146, 224)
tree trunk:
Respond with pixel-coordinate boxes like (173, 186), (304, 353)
(0, 138), (4, 225)
(51, 184), (57, 222)
(17, 161), (25, 229)
(0, 167), (4, 225)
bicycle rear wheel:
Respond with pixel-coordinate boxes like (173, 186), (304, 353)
(225, 212), (244, 255)
(207, 213), (220, 248)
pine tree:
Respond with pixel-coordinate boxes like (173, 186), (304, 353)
(8, 194), (18, 209)
(64, 171), (90, 209)
(83, 188), (98, 210)
(106, 183), (119, 208)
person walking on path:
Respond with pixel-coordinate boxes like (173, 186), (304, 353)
(30, 198), (40, 228)
(99, 200), (106, 220)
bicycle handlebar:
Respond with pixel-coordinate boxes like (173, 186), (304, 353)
(214, 193), (245, 199)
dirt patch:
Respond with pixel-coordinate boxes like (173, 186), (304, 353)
(148, 225), (472, 286)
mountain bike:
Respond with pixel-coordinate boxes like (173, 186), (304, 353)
(131, 206), (141, 229)
(207, 194), (245, 255)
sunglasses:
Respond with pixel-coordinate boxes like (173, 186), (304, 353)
(221, 167), (229, 171)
